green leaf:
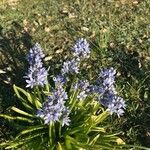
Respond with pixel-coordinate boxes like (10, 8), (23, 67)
(89, 134), (100, 146)
(118, 144), (150, 150)
(34, 97), (42, 108)
(93, 110), (109, 126)
(16, 125), (47, 138)
(91, 127), (105, 133)
(13, 84), (33, 104)
(48, 122), (56, 148)
(5, 141), (24, 149)
(66, 125), (85, 135)
(22, 101), (34, 111)
(13, 84), (42, 108)
(57, 142), (64, 150)
(11, 106), (35, 118)
(5, 132), (47, 149)
(65, 135), (91, 149)
(0, 114), (33, 123)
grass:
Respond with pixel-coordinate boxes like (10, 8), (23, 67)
(0, 0), (150, 148)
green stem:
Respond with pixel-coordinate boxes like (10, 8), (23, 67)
(59, 123), (62, 139)
(45, 80), (50, 92)
(49, 122), (53, 147)
(70, 90), (79, 111)
(36, 86), (42, 102)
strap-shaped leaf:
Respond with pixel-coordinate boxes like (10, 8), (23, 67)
(93, 111), (109, 126)
(11, 107), (35, 118)
(22, 101), (34, 111)
(89, 134), (100, 146)
(5, 141), (24, 149)
(91, 127), (105, 133)
(57, 142), (64, 150)
(13, 84), (33, 104)
(0, 114), (33, 123)
(13, 84), (42, 108)
(5, 132), (47, 149)
(65, 135), (94, 149)
(66, 126), (85, 135)
(16, 125), (47, 138)
(117, 144), (150, 150)
(33, 97), (42, 108)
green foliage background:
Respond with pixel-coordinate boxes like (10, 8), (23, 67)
(0, 0), (150, 148)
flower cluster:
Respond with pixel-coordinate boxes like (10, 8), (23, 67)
(53, 75), (68, 87)
(107, 96), (126, 117)
(61, 38), (90, 76)
(61, 59), (79, 75)
(73, 80), (90, 101)
(37, 87), (70, 126)
(72, 38), (90, 59)
(25, 43), (48, 88)
(97, 67), (126, 117)
(99, 67), (117, 92)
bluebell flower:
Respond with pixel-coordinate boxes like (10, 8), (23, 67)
(99, 67), (116, 91)
(61, 108), (71, 126)
(73, 80), (90, 91)
(61, 59), (79, 75)
(72, 80), (90, 100)
(72, 38), (90, 58)
(26, 43), (45, 64)
(53, 75), (68, 87)
(99, 67), (116, 79)
(107, 96), (126, 117)
(77, 91), (88, 100)
(78, 80), (90, 91)
(89, 85), (105, 95)
(100, 91), (116, 107)
(37, 87), (70, 126)
(25, 43), (48, 88)
(92, 67), (126, 117)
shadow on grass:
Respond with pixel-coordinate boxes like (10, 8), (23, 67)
(0, 22), (33, 141)
(108, 45), (150, 147)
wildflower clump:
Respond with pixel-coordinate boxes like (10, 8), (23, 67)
(0, 38), (128, 150)
(26, 39), (126, 126)
(25, 43), (48, 88)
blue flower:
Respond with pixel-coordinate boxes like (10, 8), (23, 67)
(72, 80), (90, 100)
(100, 91), (116, 107)
(53, 75), (68, 87)
(72, 38), (90, 59)
(25, 43), (48, 88)
(73, 80), (90, 90)
(37, 87), (70, 126)
(99, 67), (116, 79)
(92, 67), (126, 117)
(77, 91), (88, 101)
(26, 43), (45, 64)
(89, 85), (105, 94)
(61, 108), (71, 126)
(107, 96), (126, 117)
(99, 67), (116, 91)
(61, 59), (79, 75)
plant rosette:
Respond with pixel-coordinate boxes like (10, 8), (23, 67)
(0, 39), (129, 150)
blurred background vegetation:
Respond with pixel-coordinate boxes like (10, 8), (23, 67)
(0, 0), (150, 148)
